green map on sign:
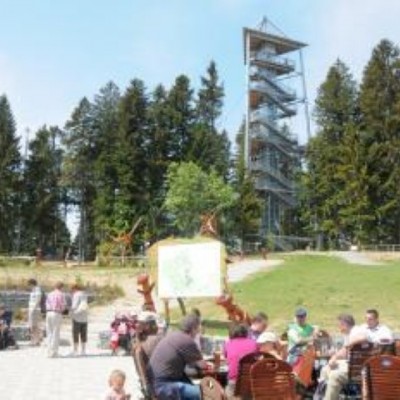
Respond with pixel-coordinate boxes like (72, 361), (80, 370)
(158, 242), (221, 298)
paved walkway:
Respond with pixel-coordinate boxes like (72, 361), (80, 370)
(0, 258), (281, 399)
(0, 343), (142, 400)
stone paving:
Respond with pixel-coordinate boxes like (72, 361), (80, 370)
(0, 258), (278, 400)
(0, 330), (142, 400)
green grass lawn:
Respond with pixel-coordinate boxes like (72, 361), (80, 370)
(174, 254), (400, 336)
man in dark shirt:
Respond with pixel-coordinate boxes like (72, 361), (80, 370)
(136, 311), (164, 359)
(149, 314), (207, 399)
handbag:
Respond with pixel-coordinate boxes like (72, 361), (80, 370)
(76, 299), (88, 313)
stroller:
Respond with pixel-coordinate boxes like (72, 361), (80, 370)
(109, 312), (137, 355)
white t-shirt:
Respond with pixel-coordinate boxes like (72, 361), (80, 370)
(359, 323), (393, 344)
(28, 285), (42, 312)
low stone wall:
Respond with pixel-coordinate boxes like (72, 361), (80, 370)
(0, 291), (96, 312)
(0, 291), (30, 310)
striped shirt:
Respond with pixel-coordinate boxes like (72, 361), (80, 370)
(46, 289), (66, 313)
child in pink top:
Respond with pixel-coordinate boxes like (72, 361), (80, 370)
(224, 323), (257, 395)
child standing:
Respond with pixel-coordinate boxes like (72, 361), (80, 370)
(105, 370), (131, 400)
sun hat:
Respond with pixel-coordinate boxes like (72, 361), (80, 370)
(137, 311), (158, 323)
(256, 331), (278, 344)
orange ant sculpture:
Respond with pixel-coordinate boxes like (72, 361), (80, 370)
(137, 272), (156, 312)
(199, 211), (252, 324)
(106, 217), (142, 265)
(199, 212), (218, 237)
(215, 293), (252, 325)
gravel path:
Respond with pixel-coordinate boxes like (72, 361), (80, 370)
(228, 259), (283, 282)
(332, 251), (385, 266)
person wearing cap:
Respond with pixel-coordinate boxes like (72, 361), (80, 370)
(149, 314), (208, 400)
(136, 310), (164, 359)
(319, 314), (367, 400)
(256, 331), (282, 359)
(287, 307), (315, 365)
(224, 323), (258, 397)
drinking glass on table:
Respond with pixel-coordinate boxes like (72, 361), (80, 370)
(213, 342), (222, 370)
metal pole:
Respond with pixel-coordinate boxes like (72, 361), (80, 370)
(299, 49), (311, 141)
(244, 30), (251, 169)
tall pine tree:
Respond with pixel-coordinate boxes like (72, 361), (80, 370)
(359, 39), (400, 243)
(305, 60), (360, 248)
(0, 95), (21, 252)
(63, 97), (97, 260)
(115, 79), (150, 231)
(22, 126), (69, 253)
(91, 81), (121, 235)
(189, 61), (230, 178)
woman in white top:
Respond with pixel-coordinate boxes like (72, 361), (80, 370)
(70, 283), (89, 355)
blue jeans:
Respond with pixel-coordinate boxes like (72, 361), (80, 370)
(155, 381), (201, 400)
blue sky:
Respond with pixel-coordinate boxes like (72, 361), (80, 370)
(1, 0), (400, 147)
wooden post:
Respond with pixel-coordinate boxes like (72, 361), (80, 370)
(163, 299), (170, 326)
(35, 247), (42, 267)
(177, 297), (187, 316)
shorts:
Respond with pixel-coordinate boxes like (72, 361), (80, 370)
(72, 320), (87, 343)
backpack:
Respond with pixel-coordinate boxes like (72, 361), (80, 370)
(40, 290), (47, 315)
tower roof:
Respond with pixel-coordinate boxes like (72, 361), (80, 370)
(243, 27), (307, 63)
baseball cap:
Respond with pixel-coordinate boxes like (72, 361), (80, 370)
(137, 311), (157, 323)
(256, 331), (278, 344)
(295, 307), (308, 317)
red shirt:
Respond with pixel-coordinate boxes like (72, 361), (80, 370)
(224, 337), (257, 380)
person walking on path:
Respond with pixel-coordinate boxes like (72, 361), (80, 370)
(70, 283), (89, 356)
(46, 281), (66, 357)
(27, 278), (43, 346)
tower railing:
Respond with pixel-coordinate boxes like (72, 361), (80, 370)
(250, 131), (297, 159)
(249, 160), (294, 189)
(250, 50), (295, 70)
(250, 81), (296, 106)
(249, 66), (296, 99)
(250, 111), (297, 143)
